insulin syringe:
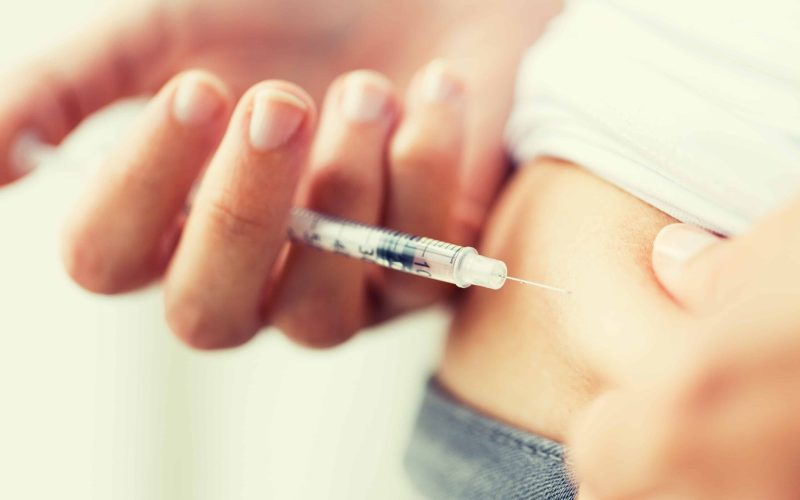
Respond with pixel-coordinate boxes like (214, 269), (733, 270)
(288, 207), (570, 293)
(19, 136), (568, 293)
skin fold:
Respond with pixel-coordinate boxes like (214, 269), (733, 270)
(443, 158), (800, 499)
(440, 157), (686, 441)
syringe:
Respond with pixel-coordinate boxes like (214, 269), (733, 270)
(288, 207), (570, 293)
(15, 135), (569, 293)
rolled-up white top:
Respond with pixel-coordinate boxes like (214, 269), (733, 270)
(506, 0), (800, 235)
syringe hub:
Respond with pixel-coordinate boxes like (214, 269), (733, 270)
(456, 250), (507, 290)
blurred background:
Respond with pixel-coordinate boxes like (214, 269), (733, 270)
(0, 1), (447, 498)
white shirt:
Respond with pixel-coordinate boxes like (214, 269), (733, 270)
(506, 0), (800, 235)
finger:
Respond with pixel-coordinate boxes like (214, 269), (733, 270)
(271, 71), (397, 347)
(1, 4), (177, 184)
(384, 60), (465, 309)
(433, 4), (558, 245)
(653, 190), (800, 314)
(651, 223), (727, 310)
(570, 390), (683, 500)
(164, 81), (316, 349)
(61, 70), (232, 294)
(657, 355), (800, 500)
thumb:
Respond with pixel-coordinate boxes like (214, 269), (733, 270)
(651, 223), (736, 311)
(0, 3), (177, 184)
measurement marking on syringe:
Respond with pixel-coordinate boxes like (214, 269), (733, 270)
(334, 222), (347, 255)
(286, 208), (570, 293)
(22, 140), (571, 293)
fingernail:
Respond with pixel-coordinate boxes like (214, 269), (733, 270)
(173, 73), (226, 126)
(340, 72), (391, 123)
(420, 60), (463, 103)
(653, 223), (720, 269)
(249, 88), (308, 152)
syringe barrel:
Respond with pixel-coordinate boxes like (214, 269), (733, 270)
(287, 208), (507, 289)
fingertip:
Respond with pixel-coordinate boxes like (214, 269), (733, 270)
(165, 295), (257, 350)
(171, 70), (232, 127)
(61, 227), (110, 294)
(249, 89), (308, 152)
(408, 58), (466, 107)
(568, 390), (658, 500)
(273, 309), (358, 350)
(391, 60), (466, 167)
(236, 81), (316, 153)
(60, 224), (143, 295)
(336, 69), (398, 124)
(258, 81), (317, 119)
(652, 223), (721, 297)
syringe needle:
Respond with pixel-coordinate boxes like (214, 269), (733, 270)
(506, 276), (572, 295)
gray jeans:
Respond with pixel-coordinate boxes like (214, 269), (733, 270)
(405, 379), (576, 499)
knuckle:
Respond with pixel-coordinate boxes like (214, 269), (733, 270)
(205, 196), (271, 241)
(165, 296), (253, 350)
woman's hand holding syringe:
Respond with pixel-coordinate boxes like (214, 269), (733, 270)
(23, 129), (568, 341)
(0, 0), (562, 349)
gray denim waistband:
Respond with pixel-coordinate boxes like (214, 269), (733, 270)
(404, 379), (576, 500)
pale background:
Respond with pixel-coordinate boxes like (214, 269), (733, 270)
(0, 1), (447, 498)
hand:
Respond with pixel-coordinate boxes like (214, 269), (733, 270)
(9, 0), (558, 349)
(59, 63), (469, 350)
(571, 200), (800, 499)
(1, 0), (559, 241)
